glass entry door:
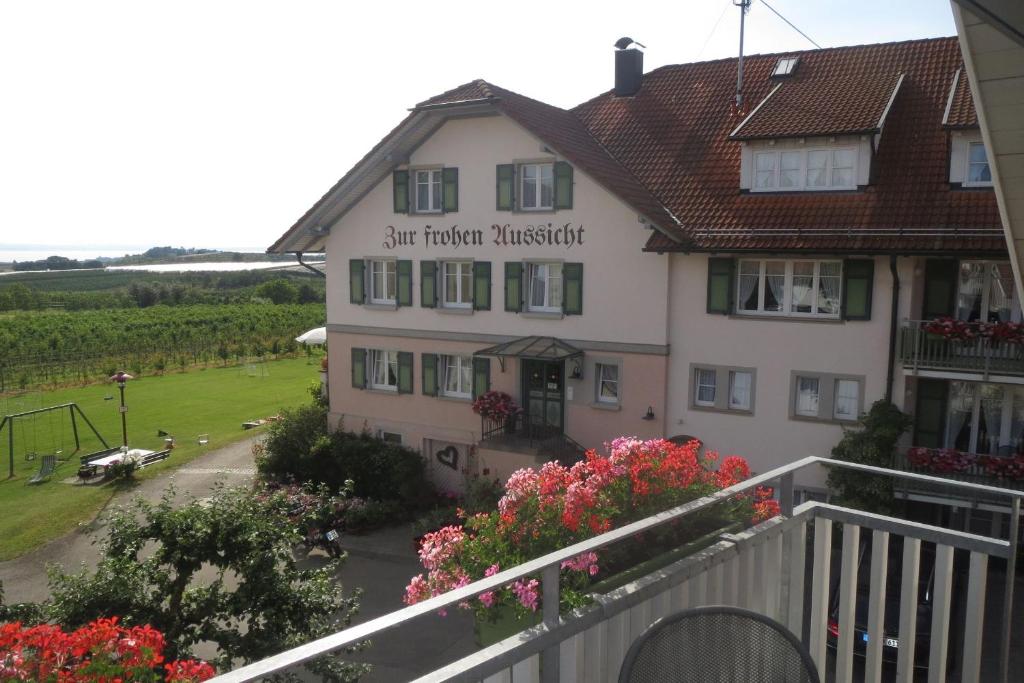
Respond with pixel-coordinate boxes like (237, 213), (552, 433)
(523, 360), (564, 436)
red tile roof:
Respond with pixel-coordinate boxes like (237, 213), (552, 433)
(730, 61), (902, 140)
(572, 37), (1002, 253)
(943, 67), (978, 128)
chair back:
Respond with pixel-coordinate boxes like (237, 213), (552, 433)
(618, 606), (819, 683)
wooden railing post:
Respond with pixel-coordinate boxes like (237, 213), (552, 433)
(541, 564), (560, 683)
(999, 496), (1020, 683)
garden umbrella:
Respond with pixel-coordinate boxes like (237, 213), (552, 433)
(295, 327), (327, 345)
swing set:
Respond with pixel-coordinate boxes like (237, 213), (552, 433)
(0, 403), (109, 480)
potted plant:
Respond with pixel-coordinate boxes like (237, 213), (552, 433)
(472, 390), (521, 434)
(402, 437), (779, 645)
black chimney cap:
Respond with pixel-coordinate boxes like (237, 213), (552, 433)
(615, 37), (646, 50)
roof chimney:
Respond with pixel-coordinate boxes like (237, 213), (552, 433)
(614, 37), (645, 97)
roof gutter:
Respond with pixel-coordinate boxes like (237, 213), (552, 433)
(296, 252), (326, 279)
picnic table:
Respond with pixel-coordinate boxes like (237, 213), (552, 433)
(78, 447), (171, 479)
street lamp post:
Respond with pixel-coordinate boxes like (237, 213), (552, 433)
(109, 371), (133, 449)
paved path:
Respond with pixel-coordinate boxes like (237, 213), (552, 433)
(0, 437), (260, 604)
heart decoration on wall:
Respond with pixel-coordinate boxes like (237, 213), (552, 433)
(436, 445), (459, 470)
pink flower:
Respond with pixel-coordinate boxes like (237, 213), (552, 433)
(512, 578), (540, 611)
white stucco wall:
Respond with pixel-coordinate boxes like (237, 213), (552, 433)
(323, 114), (670, 346)
(666, 253), (914, 488)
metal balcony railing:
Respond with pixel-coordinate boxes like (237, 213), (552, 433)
(481, 413), (587, 466)
(898, 320), (1024, 377)
(892, 449), (1024, 505)
(208, 457), (1022, 683)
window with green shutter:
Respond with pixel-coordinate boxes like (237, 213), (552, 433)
(420, 260), (437, 308)
(397, 352), (414, 394)
(473, 261), (491, 310)
(442, 167), (458, 213)
(472, 357), (490, 398)
(922, 259), (958, 320)
(349, 259), (365, 304)
(913, 378), (948, 448)
(706, 258), (735, 314)
(554, 161), (573, 209)
(351, 348), (366, 389)
(397, 260), (413, 307)
(563, 263), (583, 314)
(393, 170), (410, 213)
(504, 262), (523, 312)
(841, 259), (874, 320)
(421, 353), (438, 396)
(496, 164), (515, 211)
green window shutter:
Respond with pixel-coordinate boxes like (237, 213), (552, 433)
(442, 167), (459, 213)
(473, 261), (491, 311)
(349, 259), (366, 304)
(393, 170), (409, 213)
(504, 262), (523, 312)
(841, 259), (874, 320)
(563, 262), (583, 314)
(706, 257), (735, 314)
(422, 353), (438, 396)
(922, 259), (959, 319)
(913, 378), (948, 449)
(472, 357), (490, 399)
(496, 164), (515, 211)
(397, 351), (414, 394)
(397, 260), (413, 307)
(420, 260), (437, 308)
(554, 161), (573, 209)
(351, 348), (366, 389)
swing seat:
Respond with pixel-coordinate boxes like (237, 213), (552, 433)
(28, 455), (56, 484)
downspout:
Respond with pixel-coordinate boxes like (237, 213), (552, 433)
(885, 255), (899, 402)
(296, 252), (326, 279)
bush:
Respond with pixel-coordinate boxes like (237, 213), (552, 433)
(827, 400), (912, 514)
(257, 400), (431, 507)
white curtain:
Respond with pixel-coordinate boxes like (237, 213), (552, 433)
(737, 262), (759, 310)
(957, 262), (985, 321)
(980, 385), (1003, 455)
(946, 382), (975, 450)
(819, 263), (842, 315)
(765, 262), (786, 311)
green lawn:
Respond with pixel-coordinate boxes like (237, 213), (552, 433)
(0, 355), (323, 560)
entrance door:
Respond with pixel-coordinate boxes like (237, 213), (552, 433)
(523, 360), (563, 436)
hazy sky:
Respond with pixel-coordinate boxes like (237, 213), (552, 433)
(0, 1), (956, 253)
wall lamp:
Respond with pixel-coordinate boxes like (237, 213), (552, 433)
(642, 406), (655, 421)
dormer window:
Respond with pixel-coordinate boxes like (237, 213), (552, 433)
(753, 147), (857, 191)
(772, 57), (799, 78)
(966, 142), (992, 186)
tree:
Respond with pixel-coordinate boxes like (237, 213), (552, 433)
(256, 278), (298, 304)
(297, 283), (322, 304)
(826, 400), (912, 514)
(47, 485), (367, 681)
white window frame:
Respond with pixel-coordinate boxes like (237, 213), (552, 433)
(440, 354), (473, 399)
(956, 260), (1021, 323)
(595, 363), (620, 404)
(694, 368), (717, 407)
(519, 163), (554, 210)
(794, 376), (821, 417)
(773, 57), (798, 76)
(752, 147), (858, 192)
(736, 259), (842, 318)
(414, 168), (443, 213)
(369, 349), (399, 391)
(526, 262), (563, 313)
(369, 259), (397, 305)
(832, 378), (860, 421)
(377, 430), (403, 445)
(964, 142), (993, 188)
(944, 381), (1024, 456)
(441, 260), (473, 309)
(729, 371), (753, 411)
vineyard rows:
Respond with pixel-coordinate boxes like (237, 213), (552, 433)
(0, 303), (325, 392)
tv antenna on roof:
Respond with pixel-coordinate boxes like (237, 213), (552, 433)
(734, 0), (752, 111)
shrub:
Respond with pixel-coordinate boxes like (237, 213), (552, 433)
(258, 398), (431, 507)
(827, 400), (912, 514)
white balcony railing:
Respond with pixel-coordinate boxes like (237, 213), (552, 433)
(209, 457), (1022, 683)
(899, 320), (1024, 377)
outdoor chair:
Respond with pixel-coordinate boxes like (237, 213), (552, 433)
(27, 454), (57, 484)
(618, 605), (820, 683)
